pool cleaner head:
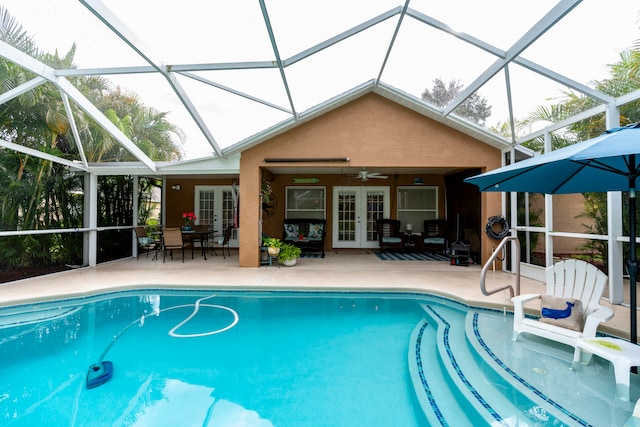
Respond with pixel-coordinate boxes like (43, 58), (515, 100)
(86, 361), (113, 389)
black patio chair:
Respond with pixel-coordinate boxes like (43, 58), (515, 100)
(210, 225), (233, 259)
(421, 219), (448, 254)
(376, 219), (404, 253)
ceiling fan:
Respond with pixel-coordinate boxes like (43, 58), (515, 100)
(351, 168), (388, 181)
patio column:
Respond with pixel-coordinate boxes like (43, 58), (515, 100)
(544, 131), (554, 268)
(238, 162), (261, 267)
(87, 173), (98, 267)
(606, 109), (623, 304)
(132, 176), (139, 258)
(507, 146), (518, 273)
(608, 192), (624, 304)
(545, 194), (553, 267)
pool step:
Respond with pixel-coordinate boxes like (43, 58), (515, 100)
(409, 317), (480, 426)
(411, 303), (583, 426)
(465, 309), (593, 426)
(415, 303), (511, 426)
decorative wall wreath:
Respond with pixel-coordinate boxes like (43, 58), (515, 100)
(262, 195), (277, 218)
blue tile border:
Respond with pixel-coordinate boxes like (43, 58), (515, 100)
(424, 305), (504, 424)
(0, 288), (478, 314)
(471, 312), (591, 427)
(414, 321), (448, 427)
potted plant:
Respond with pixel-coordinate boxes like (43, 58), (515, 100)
(182, 211), (196, 231)
(262, 236), (282, 257)
(279, 243), (301, 266)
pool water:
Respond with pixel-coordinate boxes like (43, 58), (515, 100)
(0, 291), (428, 426)
(1, 290), (635, 426)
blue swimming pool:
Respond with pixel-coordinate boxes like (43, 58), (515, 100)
(0, 290), (634, 426)
(0, 291), (428, 426)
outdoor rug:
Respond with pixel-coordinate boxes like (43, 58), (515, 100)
(300, 253), (322, 258)
(374, 252), (449, 261)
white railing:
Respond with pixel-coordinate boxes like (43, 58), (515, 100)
(480, 236), (520, 298)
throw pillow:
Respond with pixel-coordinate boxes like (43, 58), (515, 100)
(308, 223), (323, 240)
(284, 224), (299, 239)
(538, 295), (584, 332)
(139, 237), (154, 246)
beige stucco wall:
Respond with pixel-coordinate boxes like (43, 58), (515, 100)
(239, 93), (502, 267)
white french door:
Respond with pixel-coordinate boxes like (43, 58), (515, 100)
(194, 185), (238, 247)
(332, 186), (390, 249)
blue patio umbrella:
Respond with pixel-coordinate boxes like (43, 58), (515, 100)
(465, 122), (640, 344)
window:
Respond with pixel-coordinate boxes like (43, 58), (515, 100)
(396, 186), (438, 233)
(285, 187), (326, 219)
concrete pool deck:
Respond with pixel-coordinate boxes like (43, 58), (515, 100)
(0, 249), (634, 340)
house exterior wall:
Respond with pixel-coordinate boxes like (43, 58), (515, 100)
(257, 172), (447, 242)
(239, 93), (502, 267)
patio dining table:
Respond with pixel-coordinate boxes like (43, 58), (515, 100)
(182, 229), (215, 260)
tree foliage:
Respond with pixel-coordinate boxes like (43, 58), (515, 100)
(522, 48), (640, 264)
(0, 6), (182, 270)
(421, 78), (492, 125)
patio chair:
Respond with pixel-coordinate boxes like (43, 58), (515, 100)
(162, 228), (190, 263)
(376, 219), (404, 253)
(209, 225), (233, 259)
(421, 219), (448, 254)
(134, 226), (156, 259)
(512, 259), (614, 356)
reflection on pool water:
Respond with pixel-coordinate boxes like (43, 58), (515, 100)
(0, 290), (636, 426)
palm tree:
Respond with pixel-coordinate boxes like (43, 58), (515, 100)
(0, 6), (183, 269)
(521, 49), (640, 265)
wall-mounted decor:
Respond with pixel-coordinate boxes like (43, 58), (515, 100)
(261, 179), (277, 218)
(262, 195), (277, 218)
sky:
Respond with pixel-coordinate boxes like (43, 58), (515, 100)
(2, 1), (640, 159)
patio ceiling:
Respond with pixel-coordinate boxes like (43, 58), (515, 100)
(1, 0), (639, 175)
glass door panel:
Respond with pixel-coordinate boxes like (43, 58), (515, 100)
(194, 186), (238, 246)
(333, 186), (389, 248)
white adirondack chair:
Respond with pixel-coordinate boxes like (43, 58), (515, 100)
(512, 259), (614, 350)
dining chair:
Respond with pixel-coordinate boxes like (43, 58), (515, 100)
(134, 226), (156, 259)
(162, 228), (189, 263)
(210, 225), (233, 259)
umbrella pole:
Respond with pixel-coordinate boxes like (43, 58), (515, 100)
(629, 185), (638, 346)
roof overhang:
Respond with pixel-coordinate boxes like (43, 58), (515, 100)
(75, 154), (240, 176)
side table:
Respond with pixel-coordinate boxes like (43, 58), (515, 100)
(403, 233), (420, 253)
(572, 337), (640, 401)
